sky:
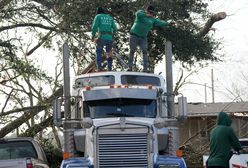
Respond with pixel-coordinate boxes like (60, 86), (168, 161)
(156, 0), (248, 103)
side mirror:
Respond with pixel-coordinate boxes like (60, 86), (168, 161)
(53, 98), (62, 126)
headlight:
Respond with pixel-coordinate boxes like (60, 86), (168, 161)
(159, 165), (179, 168)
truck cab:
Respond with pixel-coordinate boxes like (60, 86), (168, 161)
(54, 71), (187, 168)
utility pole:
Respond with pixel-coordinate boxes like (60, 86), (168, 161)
(211, 69), (215, 103)
(204, 83), (207, 103)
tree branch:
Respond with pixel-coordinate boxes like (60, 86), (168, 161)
(0, 0), (12, 9)
(0, 105), (46, 117)
(1, 89), (13, 113)
(26, 30), (54, 56)
(20, 116), (53, 137)
(0, 23), (57, 32)
(198, 12), (227, 37)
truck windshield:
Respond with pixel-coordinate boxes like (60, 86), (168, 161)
(121, 75), (161, 86)
(0, 141), (37, 160)
(84, 98), (156, 118)
(75, 75), (115, 88)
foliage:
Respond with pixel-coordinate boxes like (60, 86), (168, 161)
(37, 137), (63, 168)
(181, 144), (205, 167)
(0, 1), (222, 72)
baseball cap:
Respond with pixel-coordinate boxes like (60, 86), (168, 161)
(147, 5), (155, 13)
(97, 7), (105, 14)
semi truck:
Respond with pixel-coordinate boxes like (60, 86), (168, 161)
(53, 43), (188, 168)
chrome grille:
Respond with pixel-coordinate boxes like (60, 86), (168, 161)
(97, 133), (148, 168)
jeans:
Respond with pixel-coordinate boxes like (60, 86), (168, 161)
(128, 34), (148, 71)
(96, 39), (113, 71)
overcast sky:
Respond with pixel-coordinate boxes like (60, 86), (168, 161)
(155, 0), (248, 103)
(197, 0), (248, 103)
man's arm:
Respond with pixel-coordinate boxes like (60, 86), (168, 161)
(229, 128), (242, 152)
(112, 19), (117, 33)
(91, 15), (99, 39)
(153, 18), (169, 28)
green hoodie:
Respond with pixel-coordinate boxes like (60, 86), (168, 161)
(207, 112), (242, 168)
(92, 13), (117, 41)
(130, 10), (169, 37)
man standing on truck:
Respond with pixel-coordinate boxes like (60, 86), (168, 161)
(206, 112), (242, 168)
(128, 5), (174, 72)
(91, 7), (117, 71)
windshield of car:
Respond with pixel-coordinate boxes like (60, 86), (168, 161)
(0, 140), (37, 160)
(83, 98), (156, 118)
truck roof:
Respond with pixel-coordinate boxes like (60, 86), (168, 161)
(72, 71), (166, 96)
(75, 71), (164, 78)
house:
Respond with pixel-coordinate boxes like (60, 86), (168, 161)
(176, 102), (248, 151)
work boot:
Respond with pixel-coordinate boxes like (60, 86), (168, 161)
(107, 57), (113, 71)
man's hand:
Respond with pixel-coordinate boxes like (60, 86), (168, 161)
(92, 37), (99, 43)
(152, 29), (157, 35)
(91, 37), (95, 42)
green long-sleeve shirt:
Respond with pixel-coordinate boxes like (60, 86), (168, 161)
(207, 112), (242, 168)
(130, 10), (169, 37)
(91, 13), (117, 41)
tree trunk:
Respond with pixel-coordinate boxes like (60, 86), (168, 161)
(20, 116), (53, 137)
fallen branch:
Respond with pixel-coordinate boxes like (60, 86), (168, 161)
(198, 12), (227, 37)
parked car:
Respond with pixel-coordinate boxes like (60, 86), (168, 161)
(0, 137), (49, 168)
(203, 138), (248, 168)
(229, 138), (248, 168)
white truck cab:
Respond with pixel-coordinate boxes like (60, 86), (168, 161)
(54, 71), (188, 168)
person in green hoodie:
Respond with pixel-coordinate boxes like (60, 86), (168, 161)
(128, 5), (174, 72)
(206, 112), (242, 168)
(92, 7), (117, 71)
